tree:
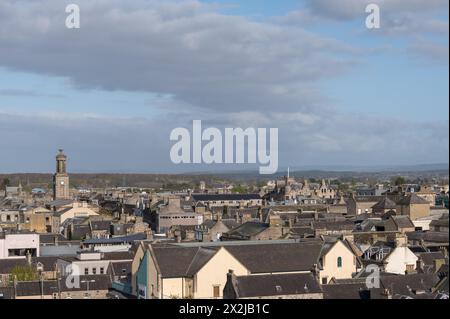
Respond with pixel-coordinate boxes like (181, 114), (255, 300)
(232, 185), (248, 194)
(10, 265), (39, 282)
(392, 176), (406, 186)
(1, 178), (10, 188)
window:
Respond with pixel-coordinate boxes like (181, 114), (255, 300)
(406, 264), (415, 273)
(84, 268), (89, 275)
(92, 268), (97, 275)
(337, 257), (343, 268)
(100, 267), (104, 274)
(213, 285), (220, 298)
(322, 277), (328, 285)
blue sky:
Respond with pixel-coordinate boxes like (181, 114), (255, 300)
(0, 0), (448, 173)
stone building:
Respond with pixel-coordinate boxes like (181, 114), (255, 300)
(396, 194), (431, 220)
(53, 149), (70, 200)
(416, 186), (437, 207)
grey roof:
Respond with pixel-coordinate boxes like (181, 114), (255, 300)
(313, 220), (355, 231)
(71, 224), (91, 240)
(39, 234), (67, 244)
(111, 261), (132, 277)
(192, 194), (261, 201)
(290, 227), (314, 238)
(152, 246), (219, 278)
(391, 215), (415, 229)
(397, 194), (430, 205)
(418, 252), (446, 267)
(83, 233), (146, 245)
(221, 219), (239, 230)
(233, 273), (322, 298)
(90, 220), (112, 231)
(0, 259), (28, 274)
(223, 222), (268, 239)
(32, 256), (59, 272)
(102, 251), (134, 261)
(380, 273), (440, 299)
(13, 275), (112, 297)
(47, 199), (73, 208)
(322, 283), (370, 299)
(224, 242), (323, 274)
(372, 197), (397, 210)
(201, 219), (218, 229)
(150, 241), (324, 277)
(407, 231), (449, 244)
(353, 196), (385, 203)
(430, 218), (449, 228)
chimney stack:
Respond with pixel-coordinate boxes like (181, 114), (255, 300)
(26, 251), (32, 265)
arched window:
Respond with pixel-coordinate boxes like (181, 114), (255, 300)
(337, 257), (343, 268)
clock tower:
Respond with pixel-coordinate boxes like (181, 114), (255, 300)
(53, 149), (70, 200)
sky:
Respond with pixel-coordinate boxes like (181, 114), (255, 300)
(0, 0), (448, 174)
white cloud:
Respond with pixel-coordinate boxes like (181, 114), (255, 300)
(0, 0), (448, 171)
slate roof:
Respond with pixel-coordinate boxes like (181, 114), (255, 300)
(150, 241), (324, 278)
(233, 273), (322, 298)
(430, 218), (449, 228)
(406, 231), (449, 244)
(224, 242), (323, 274)
(313, 220), (355, 231)
(390, 215), (415, 229)
(397, 194), (430, 205)
(47, 199), (74, 209)
(14, 275), (112, 297)
(0, 259), (28, 274)
(418, 252), (446, 267)
(90, 220), (112, 231)
(289, 227), (314, 238)
(353, 196), (384, 203)
(82, 233), (146, 245)
(111, 261), (132, 277)
(151, 245), (219, 278)
(223, 222), (269, 239)
(32, 256), (59, 272)
(191, 194), (261, 201)
(322, 283), (370, 299)
(221, 219), (240, 230)
(102, 251), (134, 261)
(380, 273), (440, 299)
(39, 234), (67, 244)
(372, 197), (397, 210)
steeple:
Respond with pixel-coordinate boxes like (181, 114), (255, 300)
(53, 149), (70, 200)
(56, 149), (67, 174)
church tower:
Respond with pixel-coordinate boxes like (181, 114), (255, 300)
(53, 149), (70, 200)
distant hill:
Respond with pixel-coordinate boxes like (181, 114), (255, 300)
(0, 163), (448, 190)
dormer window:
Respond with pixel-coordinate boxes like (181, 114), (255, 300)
(36, 262), (44, 272)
